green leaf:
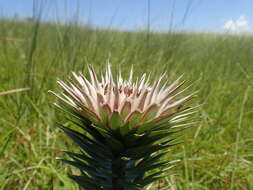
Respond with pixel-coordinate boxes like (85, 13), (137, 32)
(126, 160), (172, 175)
(69, 175), (109, 190)
(131, 143), (177, 160)
(57, 124), (111, 160)
(122, 181), (142, 190)
(129, 131), (175, 148)
(57, 102), (91, 124)
(136, 151), (168, 168)
(128, 111), (142, 130)
(104, 134), (125, 152)
(60, 159), (107, 179)
(65, 151), (111, 171)
(110, 111), (124, 130)
(68, 119), (109, 147)
(135, 171), (165, 186)
(120, 122), (130, 136)
(136, 116), (172, 134)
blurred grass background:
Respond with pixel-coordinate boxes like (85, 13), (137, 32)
(0, 13), (253, 190)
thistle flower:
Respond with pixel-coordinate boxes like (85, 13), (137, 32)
(51, 65), (196, 134)
(50, 64), (198, 189)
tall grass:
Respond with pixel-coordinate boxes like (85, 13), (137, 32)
(0, 18), (253, 190)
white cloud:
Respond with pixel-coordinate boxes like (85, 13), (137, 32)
(223, 16), (252, 34)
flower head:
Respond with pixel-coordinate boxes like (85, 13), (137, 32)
(50, 64), (196, 134)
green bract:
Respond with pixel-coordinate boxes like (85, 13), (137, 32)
(50, 64), (198, 190)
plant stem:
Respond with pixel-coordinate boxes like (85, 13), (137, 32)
(112, 152), (124, 190)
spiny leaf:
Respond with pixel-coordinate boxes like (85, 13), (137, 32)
(57, 124), (111, 160)
(65, 151), (111, 171)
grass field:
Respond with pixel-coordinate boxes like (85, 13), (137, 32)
(0, 18), (253, 190)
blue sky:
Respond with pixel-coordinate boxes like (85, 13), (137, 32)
(0, 0), (253, 32)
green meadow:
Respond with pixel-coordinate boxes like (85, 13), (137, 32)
(0, 18), (253, 189)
